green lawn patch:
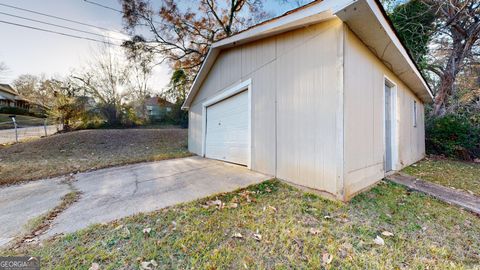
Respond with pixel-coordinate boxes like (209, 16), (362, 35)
(403, 157), (480, 196)
(9, 180), (480, 269)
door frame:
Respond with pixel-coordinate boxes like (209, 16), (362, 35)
(201, 79), (252, 168)
(383, 75), (398, 172)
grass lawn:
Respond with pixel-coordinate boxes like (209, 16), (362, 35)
(402, 157), (480, 196)
(0, 113), (46, 129)
(0, 128), (190, 186)
(10, 180), (480, 269)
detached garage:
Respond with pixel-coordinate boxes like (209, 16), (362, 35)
(182, 0), (433, 201)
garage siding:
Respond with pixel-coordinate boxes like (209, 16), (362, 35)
(188, 19), (344, 197)
(189, 19), (426, 200)
(343, 27), (426, 199)
(275, 19), (344, 195)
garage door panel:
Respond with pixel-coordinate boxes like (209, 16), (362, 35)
(205, 91), (249, 165)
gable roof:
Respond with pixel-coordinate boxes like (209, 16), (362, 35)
(0, 84), (18, 96)
(145, 96), (174, 107)
(0, 84), (43, 106)
(182, 0), (433, 109)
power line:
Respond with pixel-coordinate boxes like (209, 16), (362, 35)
(83, 0), (164, 25)
(83, 0), (123, 14)
(0, 11), (126, 41)
(0, 20), (120, 46)
(0, 2), (125, 34)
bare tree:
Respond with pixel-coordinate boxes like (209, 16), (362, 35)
(120, 0), (270, 73)
(73, 45), (129, 125)
(425, 0), (480, 115)
(12, 74), (57, 107)
(13, 74), (39, 97)
(125, 47), (155, 120)
(0, 62), (9, 82)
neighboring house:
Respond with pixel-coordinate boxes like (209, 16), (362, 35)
(182, 0), (433, 201)
(0, 84), (32, 110)
(145, 96), (174, 121)
(76, 96), (97, 111)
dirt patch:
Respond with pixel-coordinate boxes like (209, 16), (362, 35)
(0, 128), (190, 186)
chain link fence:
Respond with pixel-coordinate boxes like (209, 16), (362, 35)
(0, 116), (63, 144)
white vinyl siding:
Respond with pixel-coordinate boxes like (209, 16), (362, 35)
(189, 19), (344, 197)
(344, 27), (425, 198)
(188, 19), (426, 201)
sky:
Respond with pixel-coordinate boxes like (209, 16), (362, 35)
(0, 0), (306, 93)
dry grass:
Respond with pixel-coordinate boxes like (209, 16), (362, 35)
(0, 114), (46, 129)
(402, 157), (480, 196)
(9, 180), (480, 269)
(0, 128), (190, 186)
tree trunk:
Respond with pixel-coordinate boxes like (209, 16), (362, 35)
(433, 71), (455, 116)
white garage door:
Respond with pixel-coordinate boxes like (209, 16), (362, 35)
(205, 90), (249, 165)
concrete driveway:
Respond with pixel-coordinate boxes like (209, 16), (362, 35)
(0, 178), (71, 246)
(0, 156), (269, 247)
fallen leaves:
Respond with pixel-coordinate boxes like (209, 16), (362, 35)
(203, 199), (224, 209)
(202, 200), (240, 210)
(309, 228), (321, 235)
(322, 252), (333, 265)
(170, 221), (177, 231)
(227, 202), (238, 209)
(24, 238), (38, 243)
(268, 205), (277, 212)
(262, 205), (278, 212)
(122, 226), (131, 239)
(202, 189), (262, 211)
(373, 235), (385, 246)
(88, 263), (100, 270)
(232, 232), (243, 239)
(140, 260), (158, 270)
(239, 190), (256, 203)
(381, 231), (394, 237)
(232, 231), (264, 242)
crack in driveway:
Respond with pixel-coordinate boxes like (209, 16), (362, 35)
(2, 156), (269, 245)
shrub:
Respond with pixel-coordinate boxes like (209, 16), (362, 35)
(164, 103), (188, 128)
(425, 114), (480, 160)
(0, 107), (45, 118)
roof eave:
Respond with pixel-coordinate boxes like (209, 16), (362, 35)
(336, 0), (433, 103)
(182, 48), (220, 110)
(182, 0), (349, 110)
(183, 0), (433, 109)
